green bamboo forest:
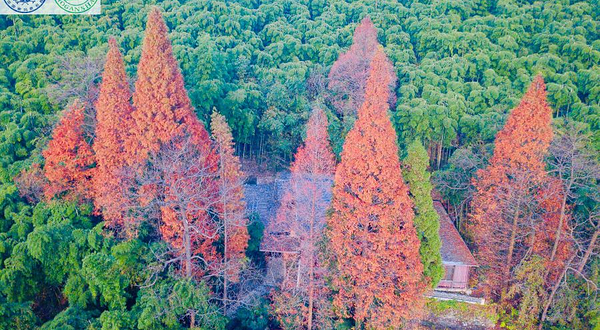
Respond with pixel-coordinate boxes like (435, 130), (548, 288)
(0, 0), (598, 329)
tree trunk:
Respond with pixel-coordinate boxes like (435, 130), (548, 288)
(190, 312), (196, 329)
(436, 141), (442, 170)
(183, 213), (195, 328)
(503, 203), (521, 297)
(564, 224), (600, 324)
(184, 215), (192, 278)
(307, 184), (317, 330)
(296, 254), (302, 289)
(578, 225), (599, 273)
(550, 174), (573, 262)
(223, 221), (229, 314)
(221, 151), (229, 314)
(539, 255), (575, 329)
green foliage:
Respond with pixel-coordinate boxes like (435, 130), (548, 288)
(433, 146), (486, 229)
(227, 298), (272, 330)
(134, 277), (226, 330)
(0, 0), (598, 328)
(403, 139), (444, 287)
(39, 307), (99, 330)
(0, 296), (37, 330)
(245, 214), (265, 269)
(544, 259), (600, 330)
(425, 298), (499, 325)
(502, 256), (548, 330)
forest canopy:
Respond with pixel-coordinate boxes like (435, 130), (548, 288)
(0, 0), (598, 329)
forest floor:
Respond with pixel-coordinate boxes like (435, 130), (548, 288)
(422, 298), (499, 329)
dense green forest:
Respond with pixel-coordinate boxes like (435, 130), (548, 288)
(0, 0), (598, 329)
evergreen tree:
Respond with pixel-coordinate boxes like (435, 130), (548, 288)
(92, 38), (134, 229)
(403, 139), (444, 287)
(326, 48), (424, 328)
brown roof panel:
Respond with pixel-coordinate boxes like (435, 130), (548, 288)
(434, 201), (478, 267)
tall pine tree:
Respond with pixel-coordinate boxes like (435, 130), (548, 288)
(43, 100), (94, 202)
(210, 110), (249, 312)
(129, 7), (212, 162)
(127, 8), (218, 290)
(326, 48), (424, 328)
(403, 139), (444, 287)
(269, 107), (336, 330)
(328, 17), (396, 125)
(93, 38), (134, 228)
(469, 75), (554, 298)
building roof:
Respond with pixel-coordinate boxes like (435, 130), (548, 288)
(243, 172), (292, 224)
(260, 234), (300, 254)
(246, 173), (478, 267)
(434, 201), (478, 267)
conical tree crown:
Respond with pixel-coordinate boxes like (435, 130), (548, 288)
(127, 8), (218, 274)
(469, 75), (556, 297)
(351, 17), (379, 56)
(327, 47), (424, 328)
(93, 37), (134, 225)
(269, 107), (336, 330)
(130, 8), (210, 161)
(403, 139), (444, 288)
(328, 17), (396, 118)
(490, 75), (553, 175)
(43, 100), (95, 201)
(210, 111), (248, 270)
(291, 108), (336, 176)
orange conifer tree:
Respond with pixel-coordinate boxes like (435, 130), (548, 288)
(126, 8), (219, 290)
(129, 7), (210, 162)
(326, 48), (424, 328)
(269, 107), (336, 330)
(534, 178), (572, 283)
(93, 38), (134, 228)
(469, 75), (555, 298)
(210, 110), (249, 312)
(328, 17), (396, 121)
(43, 100), (95, 202)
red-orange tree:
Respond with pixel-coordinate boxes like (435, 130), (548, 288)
(210, 110), (249, 312)
(326, 48), (424, 328)
(328, 17), (396, 121)
(469, 76), (555, 299)
(269, 107), (336, 330)
(129, 8), (210, 163)
(43, 100), (94, 202)
(126, 8), (219, 295)
(534, 177), (572, 283)
(93, 38), (134, 228)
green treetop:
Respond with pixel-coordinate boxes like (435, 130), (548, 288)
(403, 139), (444, 287)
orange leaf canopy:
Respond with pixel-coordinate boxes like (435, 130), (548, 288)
(327, 47), (424, 328)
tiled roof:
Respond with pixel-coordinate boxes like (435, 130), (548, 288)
(434, 201), (478, 266)
(247, 174), (477, 267)
(243, 172), (291, 226)
(260, 234), (300, 253)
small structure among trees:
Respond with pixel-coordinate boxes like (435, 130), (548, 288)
(433, 201), (478, 291)
(254, 183), (480, 294)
